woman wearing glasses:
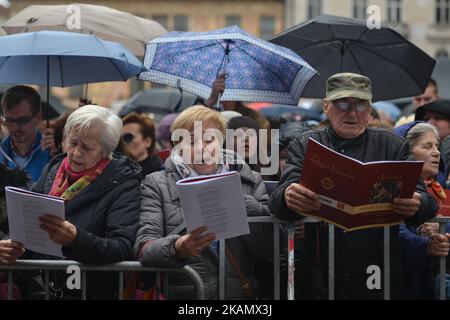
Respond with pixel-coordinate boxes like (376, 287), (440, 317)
(122, 112), (162, 179)
(0, 105), (141, 299)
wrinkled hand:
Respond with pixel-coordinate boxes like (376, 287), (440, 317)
(391, 192), (421, 218)
(39, 215), (77, 247)
(174, 225), (215, 259)
(419, 222), (440, 238)
(205, 74), (226, 108)
(0, 240), (25, 265)
(40, 128), (58, 156)
(427, 233), (450, 256)
(284, 183), (321, 215)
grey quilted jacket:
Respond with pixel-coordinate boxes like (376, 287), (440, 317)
(135, 152), (271, 299)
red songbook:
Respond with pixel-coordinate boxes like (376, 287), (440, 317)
(300, 138), (424, 231)
(155, 149), (170, 162)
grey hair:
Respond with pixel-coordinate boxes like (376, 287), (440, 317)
(63, 105), (122, 158)
(406, 122), (440, 153)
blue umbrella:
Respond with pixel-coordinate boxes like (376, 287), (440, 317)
(0, 30), (143, 125)
(139, 26), (317, 106)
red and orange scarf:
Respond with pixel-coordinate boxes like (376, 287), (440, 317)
(49, 157), (111, 200)
(426, 179), (447, 202)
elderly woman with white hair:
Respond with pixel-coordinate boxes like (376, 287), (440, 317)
(0, 105), (142, 299)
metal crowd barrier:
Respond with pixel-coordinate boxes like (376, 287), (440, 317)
(0, 260), (204, 300)
(431, 217), (450, 300)
(218, 216), (297, 300)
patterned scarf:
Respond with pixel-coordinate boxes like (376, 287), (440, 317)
(426, 179), (447, 201)
(171, 148), (243, 179)
(49, 157), (111, 200)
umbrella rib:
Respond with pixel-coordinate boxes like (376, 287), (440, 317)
(233, 45), (290, 90)
(344, 41), (364, 74)
(350, 41), (423, 91)
(58, 55), (64, 87)
(161, 42), (221, 61)
(108, 57), (128, 80)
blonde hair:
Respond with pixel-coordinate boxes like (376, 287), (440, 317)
(171, 105), (226, 145)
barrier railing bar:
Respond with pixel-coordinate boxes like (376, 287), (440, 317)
(44, 270), (49, 300)
(81, 271), (86, 300)
(273, 221), (280, 300)
(328, 224), (334, 300)
(383, 227), (390, 300)
(219, 239), (225, 300)
(431, 217), (450, 301)
(7, 270), (12, 300)
(118, 272), (123, 300)
(287, 224), (295, 300)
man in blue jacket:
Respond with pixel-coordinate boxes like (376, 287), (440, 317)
(0, 85), (52, 182)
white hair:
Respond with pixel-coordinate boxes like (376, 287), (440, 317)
(406, 122), (440, 153)
(64, 105), (122, 157)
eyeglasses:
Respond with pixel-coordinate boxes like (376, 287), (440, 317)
(332, 100), (370, 112)
(0, 115), (36, 126)
(122, 133), (135, 144)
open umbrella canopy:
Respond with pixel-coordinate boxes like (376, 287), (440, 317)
(0, 30), (143, 86)
(119, 87), (199, 117)
(140, 26), (317, 105)
(270, 14), (436, 101)
(2, 3), (167, 57)
(259, 104), (322, 121)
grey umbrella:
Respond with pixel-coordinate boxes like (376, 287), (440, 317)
(270, 14), (436, 101)
(119, 88), (200, 118)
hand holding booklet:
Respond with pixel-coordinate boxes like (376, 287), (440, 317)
(176, 171), (249, 240)
(300, 138), (424, 231)
(5, 186), (65, 257)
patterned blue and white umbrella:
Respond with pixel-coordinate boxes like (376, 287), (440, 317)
(139, 26), (317, 105)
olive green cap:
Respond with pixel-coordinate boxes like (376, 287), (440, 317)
(326, 72), (372, 101)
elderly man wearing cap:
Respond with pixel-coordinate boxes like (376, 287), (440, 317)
(269, 72), (438, 300)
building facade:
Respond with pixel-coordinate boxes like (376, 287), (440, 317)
(285, 0), (450, 59)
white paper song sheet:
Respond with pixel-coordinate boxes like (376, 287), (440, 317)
(176, 171), (250, 240)
(5, 186), (65, 257)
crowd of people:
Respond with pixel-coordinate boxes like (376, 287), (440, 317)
(0, 70), (449, 300)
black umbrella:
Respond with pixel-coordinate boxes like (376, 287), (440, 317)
(119, 87), (200, 117)
(270, 14), (436, 101)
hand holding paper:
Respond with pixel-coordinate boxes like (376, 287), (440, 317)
(175, 225), (215, 259)
(39, 215), (77, 247)
(0, 239), (25, 265)
(284, 183), (321, 214)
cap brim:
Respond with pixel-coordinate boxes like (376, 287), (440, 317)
(327, 90), (372, 101)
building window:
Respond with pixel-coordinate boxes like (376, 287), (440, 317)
(436, 49), (449, 59)
(308, 0), (322, 19)
(225, 15), (241, 27)
(353, 0), (368, 19)
(387, 0), (402, 23)
(436, 0), (450, 25)
(174, 15), (188, 31)
(152, 15), (168, 30)
(260, 16), (275, 40)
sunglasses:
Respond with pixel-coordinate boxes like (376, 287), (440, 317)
(0, 115), (36, 126)
(332, 100), (369, 112)
(122, 133), (135, 144)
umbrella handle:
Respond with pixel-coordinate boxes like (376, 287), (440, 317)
(215, 93), (222, 111)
